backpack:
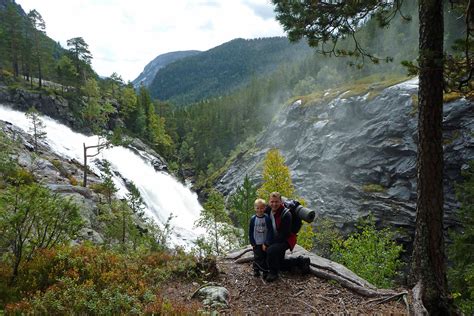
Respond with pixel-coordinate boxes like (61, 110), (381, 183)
(267, 199), (316, 234)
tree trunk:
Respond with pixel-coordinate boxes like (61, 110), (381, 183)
(410, 0), (450, 313)
(122, 210), (126, 245)
(38, 56), (42, 89)
(83, 142), (88, 187)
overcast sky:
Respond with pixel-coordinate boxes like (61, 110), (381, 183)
(16, 0), (286, 82)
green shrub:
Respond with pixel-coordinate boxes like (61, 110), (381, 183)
(448, 161), (474, 314)
(313, 218), (343, 258)
(298, 222), (316, 251)
(331, 215), (403, 288)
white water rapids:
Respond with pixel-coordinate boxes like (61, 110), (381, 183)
(0, 104), (204, 248)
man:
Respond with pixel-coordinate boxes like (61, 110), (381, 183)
(265, 191), (302, 282)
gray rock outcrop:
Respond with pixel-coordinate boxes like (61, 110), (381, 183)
(216, 79), (474, 244)
(1, 120), (104, 242)
(0, 85), (79, 129)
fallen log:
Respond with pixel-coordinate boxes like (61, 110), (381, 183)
(225, 245), (405, 299)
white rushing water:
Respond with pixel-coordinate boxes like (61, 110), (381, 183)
(0, 104), (204, 248)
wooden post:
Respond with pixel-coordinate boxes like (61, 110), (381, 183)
(83, 142), (87, 187)
(82, 140), (109, 187)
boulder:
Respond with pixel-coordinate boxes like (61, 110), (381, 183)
(192, 284), (230, 308)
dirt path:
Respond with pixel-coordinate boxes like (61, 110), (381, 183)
(160, 258), (408, 314)
(215, 259), (408, 314)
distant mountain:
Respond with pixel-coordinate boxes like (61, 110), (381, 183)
(146, 37), (312, 105)
(132, 51), (201, 88)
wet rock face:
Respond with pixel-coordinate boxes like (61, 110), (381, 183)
(0, 86), (79, 129)
(217, 80), (474, 242)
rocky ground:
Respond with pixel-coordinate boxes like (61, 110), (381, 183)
(162, 258), (408, 315)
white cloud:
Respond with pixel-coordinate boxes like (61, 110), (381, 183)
(16, 0), (285, 82)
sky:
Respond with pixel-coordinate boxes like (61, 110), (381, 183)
(16, 0), (286, 82)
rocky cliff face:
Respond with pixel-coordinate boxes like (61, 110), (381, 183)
(0, 84), (79, 129)
(132, 50), (201, 89)
(216, 79), (474, 242)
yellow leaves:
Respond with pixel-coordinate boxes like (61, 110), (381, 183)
(257, 148), (295, 199)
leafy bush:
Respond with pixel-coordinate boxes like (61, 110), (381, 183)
(448, 162), (474, 314)
(298, 222), (316, 251)
(313, 218), (343, 258)
(3, 244), (204, 314)
(331, 215), (403, 288)
(0, 183), (83, 282)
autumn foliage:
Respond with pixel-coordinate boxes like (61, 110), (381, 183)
(1, 244), (206, 314)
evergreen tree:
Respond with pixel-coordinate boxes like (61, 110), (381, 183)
(1, 3), (22, 77)
(119, 85), (138, 119)
(106, 72), (123, 98)
(100, 160), (117, 206)
(230, 175), (257, 245)
(194, 190), (237, 256)
(55, 55), (77, 94)
(66, 37), (92, 82)
(27, 10), (45, 88)
(100, 200), (140, 250)
(81, 78), (115, 133)
(127, 181), (145, 218)
(25, 106), (47, 151)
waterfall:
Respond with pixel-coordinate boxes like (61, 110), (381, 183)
(0, 104), (204, 248)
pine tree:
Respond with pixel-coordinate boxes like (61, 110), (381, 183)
(66, 37), (92, 82)
(25, 106), (47, 151)
(194, 190), (237, 256)
(230, 175), (257, 245)
(127, 181), (145, 218)
(1, 3), (23, 77)
(27, 10), (45, 88)
(55, 55), (77, 94)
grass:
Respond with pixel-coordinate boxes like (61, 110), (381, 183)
(289, 73), (410, 108)
(410, 94), (419, 117)
(443, 130), (462, 146)
(443, 91), (463, 103)
(362, 183), (386, 193)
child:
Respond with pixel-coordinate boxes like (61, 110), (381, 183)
(249, 198), (273, 277)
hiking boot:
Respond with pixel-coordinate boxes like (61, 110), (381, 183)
(299, 256), (311, 275)
(265, 273), (278, 282)
(253, 270), (260, 277)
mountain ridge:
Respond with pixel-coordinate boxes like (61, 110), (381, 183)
(144, 37), (312, 105)
(132, 50), (201, 88)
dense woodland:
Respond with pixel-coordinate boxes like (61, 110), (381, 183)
(148, 37), (312, 104)
(0, 0), (473, 313)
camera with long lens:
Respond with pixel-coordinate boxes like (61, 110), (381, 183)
(282, 198), (315, 223)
